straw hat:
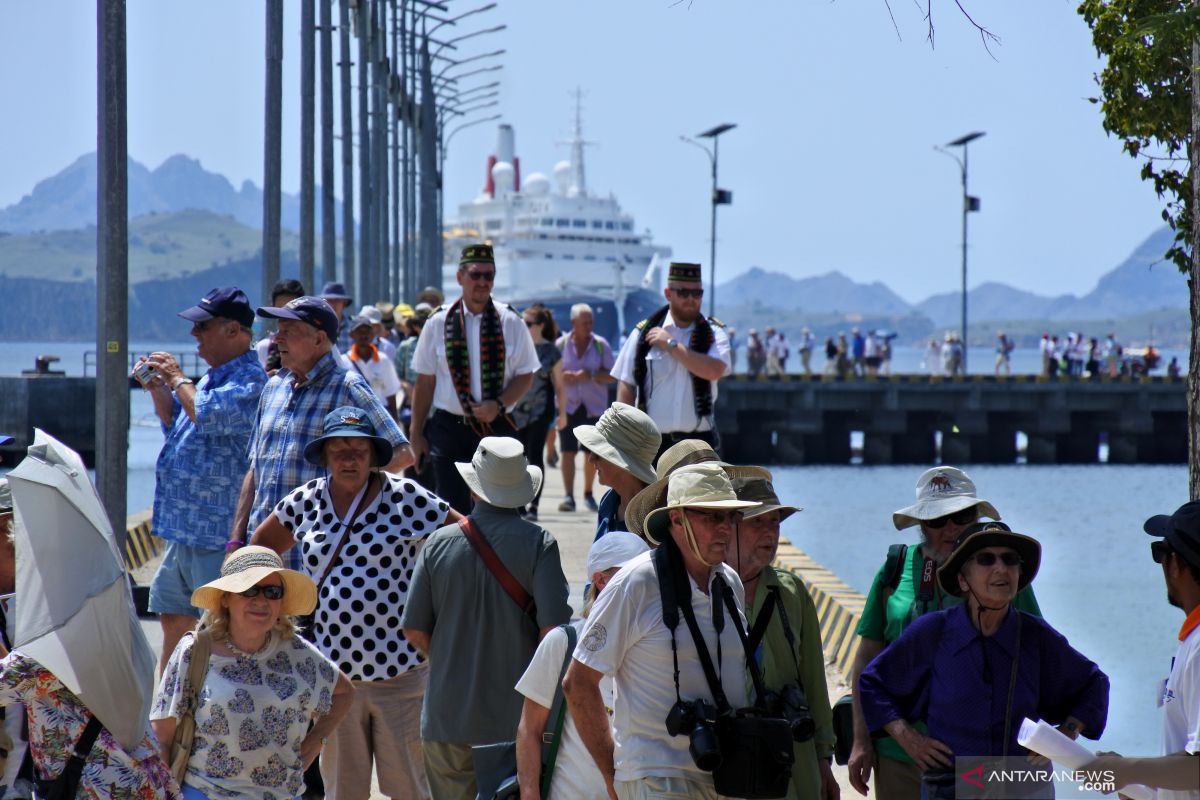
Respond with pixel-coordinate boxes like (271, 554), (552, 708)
(626, 440), (771, 539)
(891, 467), (999, 530)
(731, 477), (800, 522)
(192, 546), (317, 616)
(455, 436), (542, 509)
(303, 406), (394, 467)
(573, 403), (661, 485)
(643, 463), (761, 546)
(586, 530), (650, 579)
(937, 521), (1041, 596)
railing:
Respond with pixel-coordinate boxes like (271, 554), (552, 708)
(83, 350), (207, 381)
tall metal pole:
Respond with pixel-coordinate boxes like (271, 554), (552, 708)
(419, 39), (438, 285)
(300, 0), (316, 291)
(263, 0), (283, 305)
(320, 0), (337, 284)
(339, 0), (356, 295)
(97, 0), (128, 544)
(406, 12), (419, 302)
(358, 0), (373, 302)
(391, 0), (402, 303)
(708, 137), (718, 319)
(374, 0), (389, 303)
(960, 145), (969, 374)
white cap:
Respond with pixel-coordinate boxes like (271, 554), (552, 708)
(586, 530), (650, 578)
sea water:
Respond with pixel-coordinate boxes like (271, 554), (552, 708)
(0, 341), (1187, 759)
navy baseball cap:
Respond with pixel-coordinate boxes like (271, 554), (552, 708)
(1144, 500), (1200, 568)
(256, 296), (340, 343)
(178, 287), (255, 327)
(320, 282), (353, 302)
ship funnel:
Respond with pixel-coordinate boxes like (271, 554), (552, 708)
(492, 161), (515, 197)
(497, 124), (515, 165)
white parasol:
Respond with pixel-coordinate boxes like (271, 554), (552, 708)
(7, 429), (156, 750)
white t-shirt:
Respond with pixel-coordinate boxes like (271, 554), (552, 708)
(1160, 616), (1200, 800)
(611, 311), (732, 434)
(347, 346), (402, 400)
(516, 621), (613, 800)
(573, 551), (749, 784)
(410, 300), (540, 415)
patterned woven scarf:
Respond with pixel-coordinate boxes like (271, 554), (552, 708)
(444, 298), (507, 433)
(632, 305), (716, 421)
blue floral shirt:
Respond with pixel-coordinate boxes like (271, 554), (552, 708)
(246, 351), (408, 570)
(154, 350), (267, 549)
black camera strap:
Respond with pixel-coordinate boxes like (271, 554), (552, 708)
(716, 576), (774, 709)
(767, 585), (807, 689)
(654, 542), (732, 714)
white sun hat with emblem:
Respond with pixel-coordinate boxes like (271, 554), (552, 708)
(891, 466), (1000, 530)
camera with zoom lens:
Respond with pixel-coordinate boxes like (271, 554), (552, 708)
(665, 698), (723, 771)
(762, 684), (815, 743)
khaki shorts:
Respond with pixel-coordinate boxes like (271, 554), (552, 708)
(615, 776), (722, 800)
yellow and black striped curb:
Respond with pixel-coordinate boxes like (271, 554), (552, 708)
(124, 509), (162, 571)
(772, 542), (864, 680)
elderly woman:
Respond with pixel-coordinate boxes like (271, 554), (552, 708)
(847, 466), (1042, 799)
(250, 406), (457, 800)
(859, 522), (1109, 799)
(572, 402), (660, 541)
(151, 546), (352, 800)
(0, 477), (182, 800)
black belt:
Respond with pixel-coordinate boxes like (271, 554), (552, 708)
(433, 409), (473, 425)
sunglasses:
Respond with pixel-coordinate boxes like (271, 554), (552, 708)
(687, 508), (743, 526)
(525, 319), (538, 327)
(671, 287), (704, 299)
(240, 584), (285, 600)
(970, 551), (1022, 568)
(191, 320), (213, 334)
(1151, 540), (1173, 564)
(925, 506), (979, 529)
(465, 270), (495, 282)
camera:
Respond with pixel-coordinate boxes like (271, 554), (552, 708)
(763, 684), (815, 743)
(132, 360), (155, 385)
(665, 698), (722, 771)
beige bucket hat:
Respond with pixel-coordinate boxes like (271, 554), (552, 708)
(891, 466), (1000, 530)
(573, 402), (661, 485)
(192, 546), (317, 616)
(643, 463), (761, 545)
(455, 436), (543, 509)
(627, 439), (771, 539)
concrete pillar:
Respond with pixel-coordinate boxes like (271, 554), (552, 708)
(1107, 433), (1140, 464)
(862, 432), (894, 465)
(893, 432), (937, 464)
(1026, 434), (1058, 464)
(1057, 431), (1100, 463)
(725, 427), (774, 464)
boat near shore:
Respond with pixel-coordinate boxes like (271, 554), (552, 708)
(442, 111), (671, 342)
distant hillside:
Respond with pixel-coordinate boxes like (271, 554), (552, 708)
(914, 282), (1070, 326)
(0, 153), (346, 235)
(0, 209), (304, 284)
(716, 267), (911, 315)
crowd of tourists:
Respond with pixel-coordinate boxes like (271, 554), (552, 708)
(0, 244), (1193, 800)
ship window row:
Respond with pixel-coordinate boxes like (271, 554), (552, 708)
(528, 217), (633, 231)
(531, 233), (641, 245)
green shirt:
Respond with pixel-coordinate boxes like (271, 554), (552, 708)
(855, 543), (1043, 762)
(747, 567), (836, 800)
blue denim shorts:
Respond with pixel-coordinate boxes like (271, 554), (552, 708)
(149, 541), (226, 617)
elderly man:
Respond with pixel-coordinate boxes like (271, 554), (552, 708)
(564, 463), (764, 800)
(134, 286), (267, 673)
(730, 476), (839, 800)
(613, 262), (732, 459)
(402, 437), (571, 799)
(407, 244), (540, 513)
(556, 302), (616, 513)
(227, 296), (412, 570)
(347, 313), (401, 415)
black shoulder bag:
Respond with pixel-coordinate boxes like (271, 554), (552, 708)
(654, 542), (794, 799)
(35, 714), (103, 800)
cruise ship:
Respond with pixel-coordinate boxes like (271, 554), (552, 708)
(442, 113), (671, 342)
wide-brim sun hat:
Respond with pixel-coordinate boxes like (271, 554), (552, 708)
(643, 463), (761, 546)
(626, 439), (771, 539)
(456, 436), (543, 509)
(891, 466), (1000, 530)
(192, 546), (317, 616)
(731, 476), (801, 522)
(303, 406), (394, 467)
(936, 521), (1041, 596)
(573, 402), (660, 485)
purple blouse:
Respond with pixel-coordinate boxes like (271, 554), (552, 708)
(557, 333), (615, 416)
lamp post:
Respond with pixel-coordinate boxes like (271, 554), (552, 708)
(681, 123), (736, 318)
(935, 130), (984, 373)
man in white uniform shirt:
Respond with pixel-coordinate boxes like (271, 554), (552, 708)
(408, 243), (539, 513)
(613, 262), (732, 459)
(564, 464), (760, 800)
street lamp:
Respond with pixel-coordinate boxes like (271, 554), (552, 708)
(432, 24), (507, 57)
(432, 63), (504, 89)
(680, 123), (736, 318)
(425, 2), (497, 36)
(935, 130), (984, 373)
(434, 48), (506, 83)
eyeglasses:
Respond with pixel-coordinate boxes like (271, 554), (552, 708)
(686, 508), (743, 526)
(1151, 540), (1173, 564)
(970, 551), (1022, 568)
(465, 269), (495, 282)
(925, 506), (978, 529)
(239, 584), (285, 600)
(670, 287), (704, 299)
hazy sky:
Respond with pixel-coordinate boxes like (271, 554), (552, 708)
(0, 1), (1172, 304)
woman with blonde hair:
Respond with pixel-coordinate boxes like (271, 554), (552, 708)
(151, 547), (353, 800)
